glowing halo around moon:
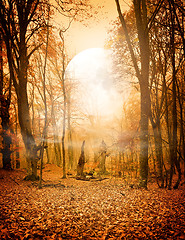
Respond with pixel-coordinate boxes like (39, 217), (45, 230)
(65, 48), (124, 118)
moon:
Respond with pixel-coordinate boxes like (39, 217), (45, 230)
(65, 48), (124, 118)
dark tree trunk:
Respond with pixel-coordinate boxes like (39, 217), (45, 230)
(177, 80), (185, 178)
(2, 131), (12, 170)
(134, 0), (150, 188)
(17, 70), (38, 179)
(67, 94), (74, 170)
(58, 31), (67, 179)
(150, 120), (164, 188)
(0, 97), (12, 170)
(0, 33), (12, 170)
(77, 140), (85, 177)
(139, 87), (149, 188)
(14, 103), (20, 169)
(168, 2), (181, 189)
(61, 83), (66, 178)
(115, 0), (150, 188)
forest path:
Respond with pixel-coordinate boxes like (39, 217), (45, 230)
(0, 165), (185, 239)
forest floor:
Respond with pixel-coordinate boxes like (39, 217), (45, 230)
(0, 164), (185, 240)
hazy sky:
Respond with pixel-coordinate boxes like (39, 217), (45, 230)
(56, 0), (131, 57)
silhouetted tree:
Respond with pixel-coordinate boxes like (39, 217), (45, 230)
(77, 140), (85, 177)
(0, 33), (12, 169)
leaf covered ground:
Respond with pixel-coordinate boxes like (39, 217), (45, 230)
(0, 164), (185, 240)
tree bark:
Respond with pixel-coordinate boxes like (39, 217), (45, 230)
(150, 118), (164, 187)
(177, 78), (185, 178)
(59, 31), (67, 179)
(17, 75), (38, 178)
(0, 33), (12, 170)
(67, 94), (74, 170)
(115, 0), (150, 188)
(168, 2), (181, 189)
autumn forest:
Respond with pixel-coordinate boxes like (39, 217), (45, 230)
(0, 0), (185, 239)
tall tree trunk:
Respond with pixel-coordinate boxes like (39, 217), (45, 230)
(17, 94), (38, 178)
(62, 122), (66, 178)
(115, 0), (150, 188)
(139, 87), (149, 188)
(150, 119), (164, 187)
(59, 31), (67, 179)
(168, 2), (181, 189)
(177, 77), (185, 177)
(164, 74), (174, 186)
(39, 6), (49, 188)
(134, 0), (150, 188)
(77, 140), (85, 177)
(0, 33), (12, 170)
(16, 43), (38, 179)
(67, 94), (74, 170)
(14, 104), (20, 169)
